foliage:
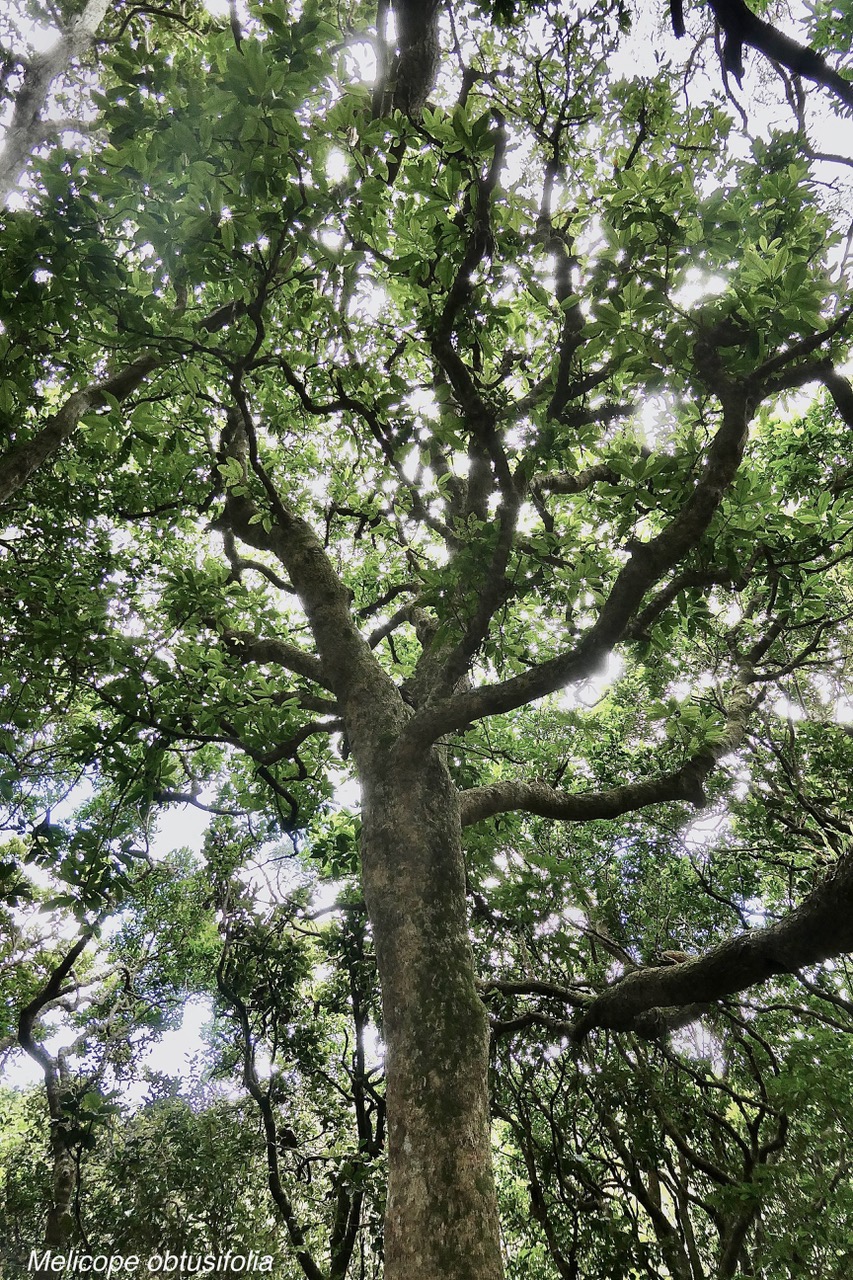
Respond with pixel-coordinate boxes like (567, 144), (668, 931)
(2, 0), (853, 1277)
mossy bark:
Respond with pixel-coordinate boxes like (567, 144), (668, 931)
(44, 1130), (75, 1247)
(360, 748), (504, 1280)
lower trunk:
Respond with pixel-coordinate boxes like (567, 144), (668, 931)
(44, 1129), (75, 1247)
(360, 748), (504, 1280)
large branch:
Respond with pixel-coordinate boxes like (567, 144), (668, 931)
(416, 117), (523, 701)
(0, 353), (159, 508)
(536, 158), (587, 424)
(532, 464), (620, 496)
(701, 0), (853, 109)
(216, 626), (333, 693)
(434, 115), (507, 343)
(389, 0), (442, 119)
(460, 677), (755, 826)
(219, 403), (406, 769)
(458, 701), (753, 829)
(823, 368), (853, 427)
(396, 384), (752, 756)
(17, 930), (93, 1082)
(0, 0), (110, 205)
(462, 766), (704, 829)
(572, 846), (853, 1039)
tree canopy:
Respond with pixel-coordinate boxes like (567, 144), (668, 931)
(2, 0), (853, 1277)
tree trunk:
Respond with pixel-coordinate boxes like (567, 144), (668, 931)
(44, 1126), (76, 1247)
(359, 747), (504, 1280)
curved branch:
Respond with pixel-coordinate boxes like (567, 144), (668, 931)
(706, 0), (853, 108)
(823, 369), (853, 427)
(216, 957), (326, 1280)
(573, 845), (853, 1040)
(479, 978), (588, 1006)
(152, 790), (244, 817)
(17, 931), (93, 1074)
(460, 678), (756, 826)
(0, 353), (159, 508)
(628, 568), (738, 639)
(367, 602), (416, 649)
(217, 626), (331, 691)
(755, 308), (853, 387)
(17, 929), (96, 1247)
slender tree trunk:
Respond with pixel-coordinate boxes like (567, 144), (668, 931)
(17, 935), (90, 1250)
(44, 1117), (76, 1247)
(359, 747), (504, 1280)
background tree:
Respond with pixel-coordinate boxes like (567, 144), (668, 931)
(2, 1), (853, 1278)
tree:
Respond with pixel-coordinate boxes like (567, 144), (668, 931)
(2, 0), (853, 1277)
(0, 842), (386, 1277)
(0, 845), (219, 1260)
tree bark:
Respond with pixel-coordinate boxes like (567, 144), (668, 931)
(0, 0), (110, 205)
(17, 932), (91, 1249)
(220, 404), (504, 1276)
(0, 353), (158, 509)
(359, 747), (505, 1280)
(44, 1135), (76, 1248)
